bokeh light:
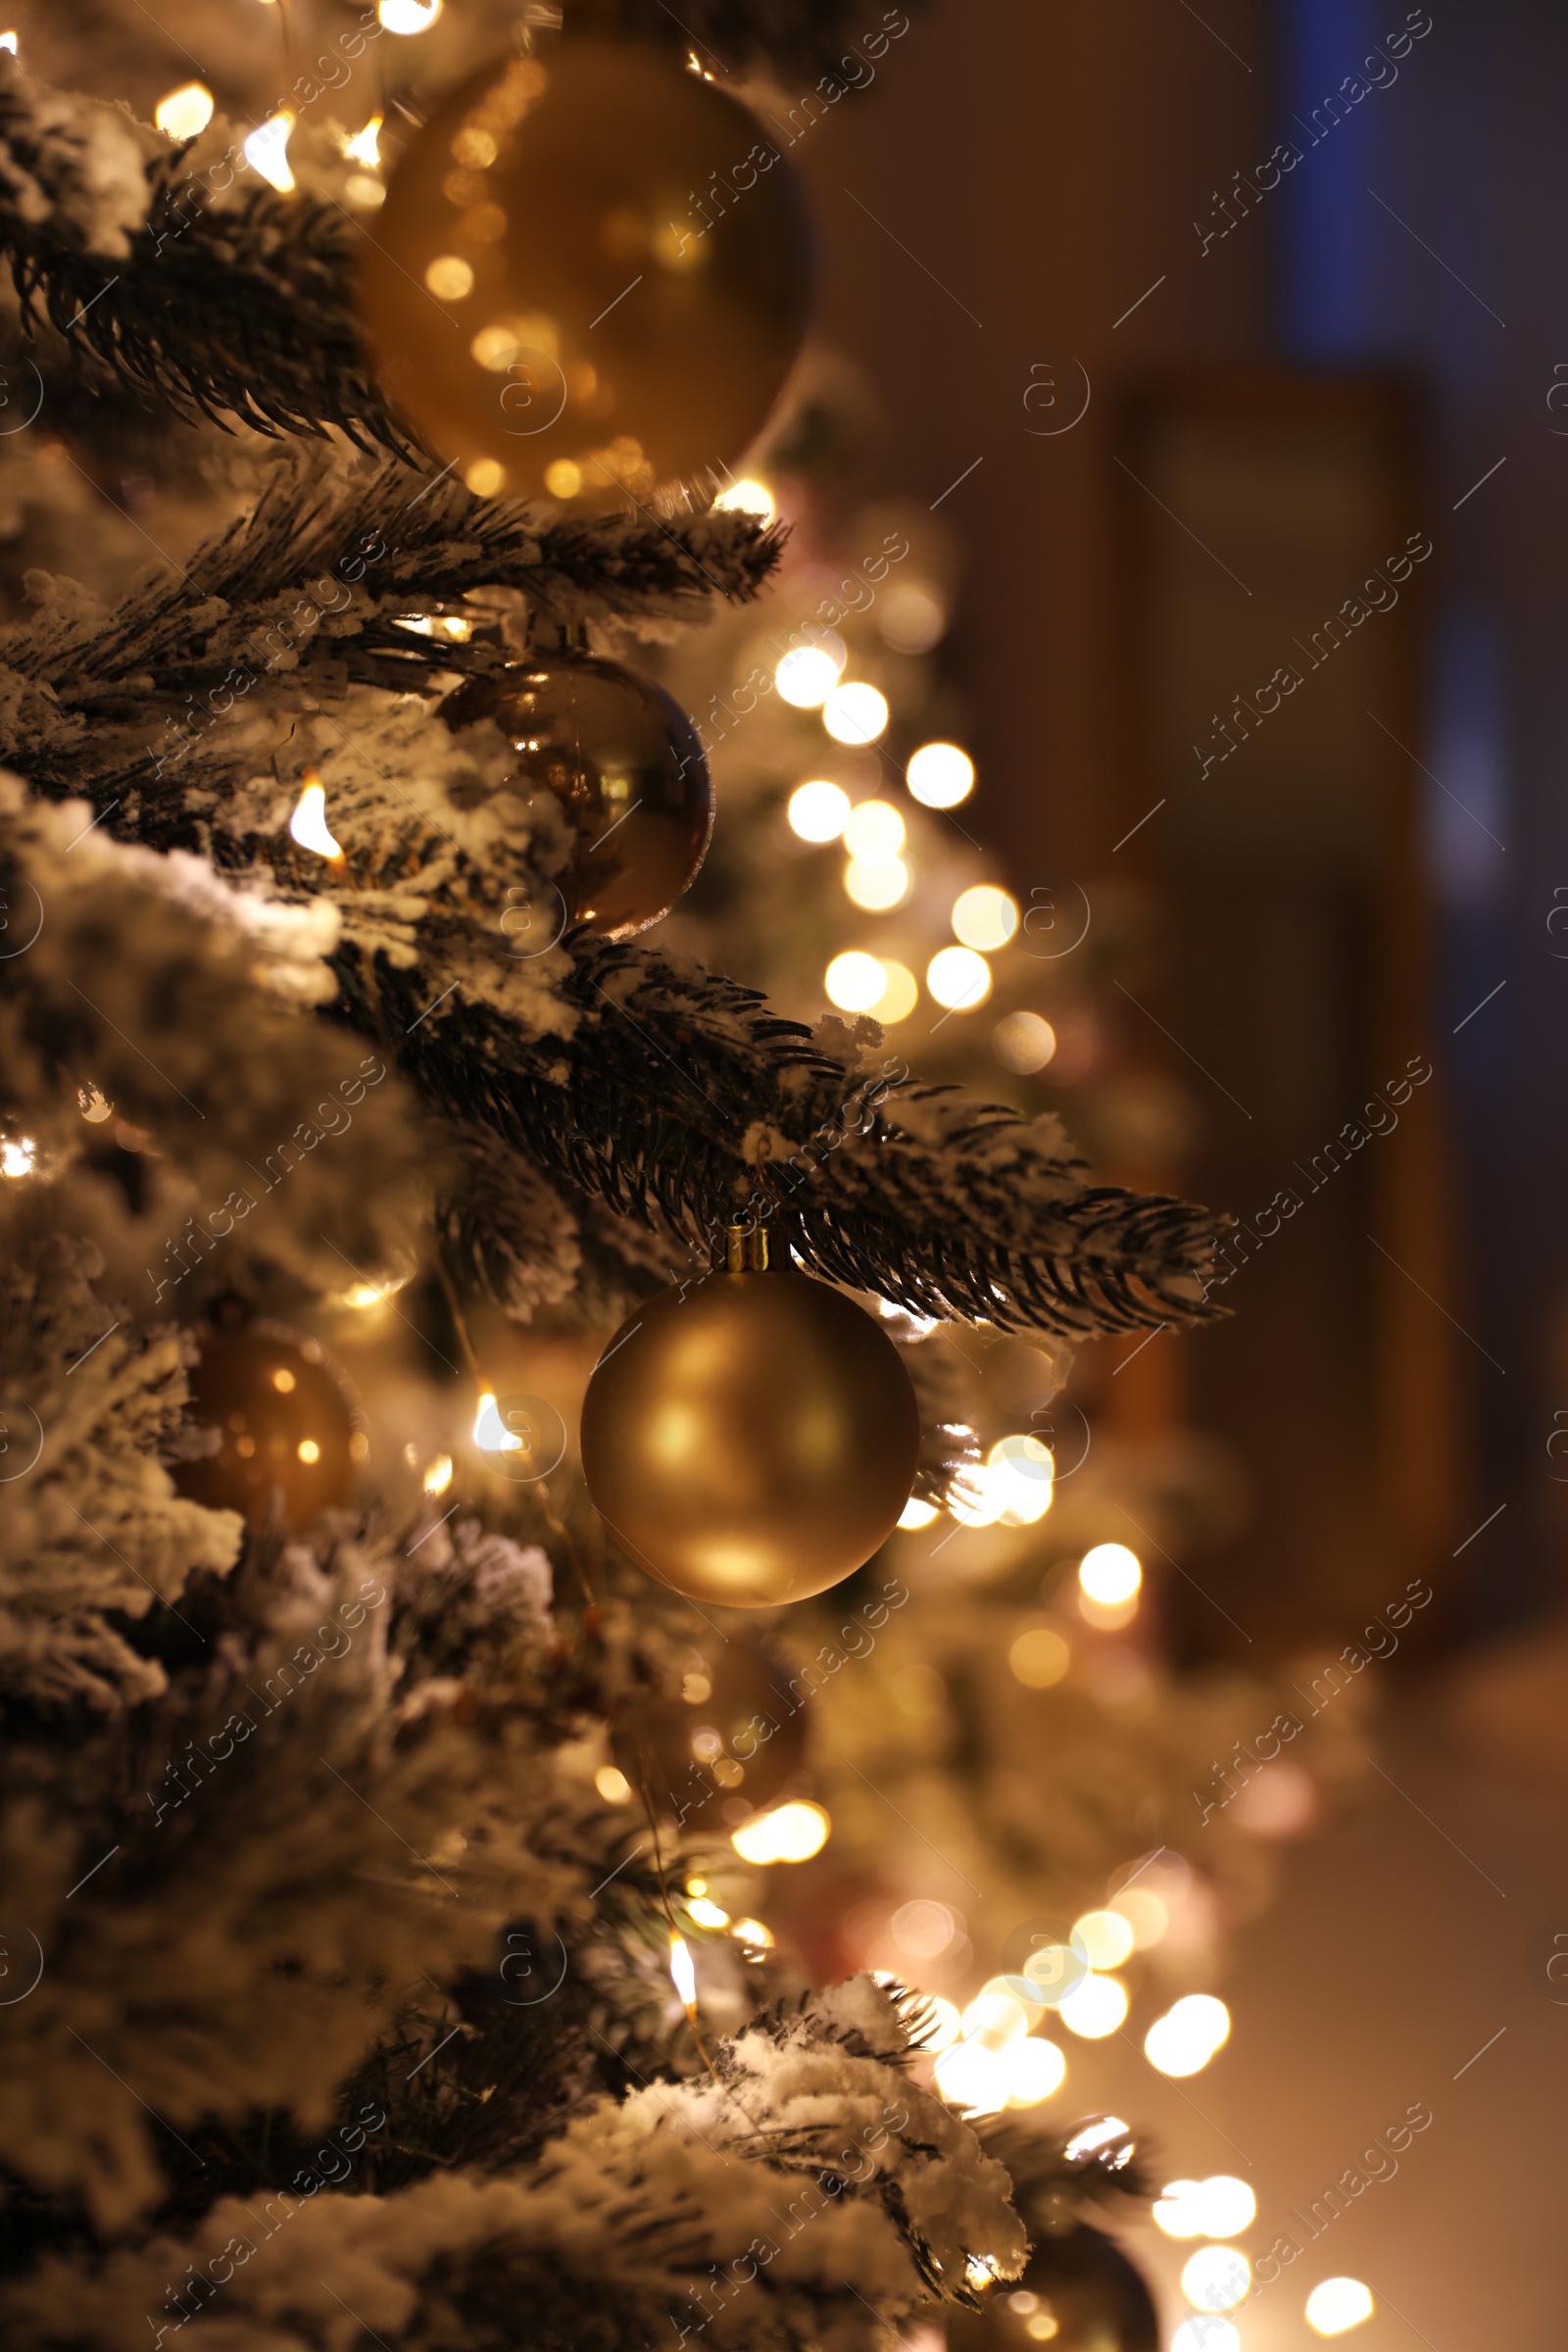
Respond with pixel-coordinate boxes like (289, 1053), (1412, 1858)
(844, 799), (906, 858)
(1144, 1994), (1230, 2076)
(789, 779), (852, 841)
(243, 112), (296, 193)
(907, 741), (975, 808)
(933, 2039), (1005, 2115)
(1078, 1543), (1142, 1605)
(915, 1994), (963, 2052)
(953, 884), (1020, 951)
(1008, 1625), (1070, 1689)
(776, 645), (842, 707)
(986, 1434), (1054, 1523)
(845, 857), (910, 911)
(891, 1898), (956, 1959)
(824, 681), (890, 743)
(998, 2036), (1066, 2105)
(1305, 2278), (1375, 2335)
(714, 477), (775, 519)
(825, 952), (887, 1012)
(155, 81), (214, 138)
(927, 946), (993, 1010)
(1071, 1908), (1136, 1970)
(1110, 1887), (1169, 1949)
(876, 962), (919, 1021)
(1171, 2320), (1240, 2352)
(994, 1010), (1057, 1073)
(879, 583), (947, 653)
(730, 1799), (830, 1865)
(378, 0), (442, 30)
(898, 1494), (939, 1529)
(1057, 1973), (1128, 2038)
(960, 1986), (1031, 2048)
(1181, 2248), (1250, 2313)
(595, 1765), (632, 1803)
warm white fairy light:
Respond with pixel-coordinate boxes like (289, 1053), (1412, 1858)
(994, 1010), (1057, 1074)
(844, 856), (909, 911)
(668, 1932), (697, 2008)
(906, 741), (974, 808)
(730, 1916), (774, 1950)
(422, 1454), (454, 1496)
(823, 681), (889, 744)
(824, 952), (887, 1013)
(1057, 1973), (1128, 2039)
(927, 946), (992, 1011)
(714, 477), (775, 520)
(998, 2036), (1065, 2106)
(1078, 1543), (1142, 1605)
(952, 883), (1019, 952)
(1144, 1994), (1230, 2077)
(155, 82), (214, 139)
(1070, 1908), (1135, 1970)
(688, 1894), (730, 1929)
(959, 1985), (1031, 2048)
(1305, 2278), (1374, 2335)
(343, 114), (383, 167)
(0, 33), (16, 54)
(776, 645), (842, 708)
(243, 111), (296, 194)
(472, 1393), (524, 1452)
(985, 1434), (1054, 1523)
(1008, 1626), (1070, 1688)
(914, 1994), (962, 2052)
(1, 1137), (36, 1180)
(379, 0), (442, 29)
(843, 799), (906, 859)
(1182, 2248), (1250, 2314)
(1112, 1887), (1169, 1948)
(1171, 2320), (1240, 2352)
(933, 2038), (1005, 2115)
(789, 779), (852, 841)
(595, 1764), (632, 1803)
(288, 779), (342, 858)
(730, 1799), (829, 1865)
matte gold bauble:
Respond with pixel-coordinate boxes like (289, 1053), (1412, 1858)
(358, 38), (813, 501)
(441, 651), (712, 938)
(172, 1309), (366, 1529)
(612, 1630), (808, 1829)
(579, 1231), (919, 1606)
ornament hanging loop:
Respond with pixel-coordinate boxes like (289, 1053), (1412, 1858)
(723, 1220), (770, 1274)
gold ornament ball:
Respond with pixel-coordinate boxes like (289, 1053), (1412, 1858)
(441, 652), (712, 938)
(358, 37), (813, 501)
(949, 2230), (1157, 2352)
(612, 1630), (808, 1827)
(579, 1236), (919, 1607)
(172, 1312), (366, 1530)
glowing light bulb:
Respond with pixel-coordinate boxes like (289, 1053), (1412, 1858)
(844, 856), (909, 911)
(688, 1895), (730, 1929)
(730, 1799), (830, 1865)
(1071, 1908), (1136, 1970)
(155, 81), (214, 139)
(825, 952), (887, 1013)
(288, 779), (342, 859)
(1, 1137), (36, 1179)
(1196, 2177), (1256, 2237)
(422, 1454), (453, 1496)
(875, 961), (918, 1021)
(899, 1494), (940, 1529)
(1153, 2180), (1207, 2239)
(998, 2037), (1066, 2106)
(824, 682), (889, 744)
(843, 799), (906, 858)
(1305, 2278), (1374, 2335)
(472, 1392), (523, 1452)
(714, 477), (775, 520)
(915, 1995), (963, 2053)
(425, 254), (475, 301)
(906, 741), (974, 808)
(959, 1987), (1030, 2049)
(1078, 1543), (1142, 1605)
(343, 113), (382, 166)
(927, 946), (992, 1010)
(1111, 1888), (1169, 1949)
(1181, 2248), (1250, 2313)
(1057, 1973), (1128, 2039)
(379, 0), (442, 28)
(0, 33), (16, 54)
(668, 1932), (697, 2007)
(994, 1010), (1057, 1074)
(776, 645), (842, 707)
(1144, 1994), (1230, 2077)
(243, 111), (296, 193)
(1172, 2320), (1240, 2352)
(788, 779), (852, 841)
(297, 1439), (320, 1464)
(1008, 1626), (1070, 1688)
(953, 884), (1019, 952)
(933, 2039), (1005, 2115)
(595, 1764), (632, 1803)
(731, 1916), (773, 1949)
(986, 1434), (1054, 1523)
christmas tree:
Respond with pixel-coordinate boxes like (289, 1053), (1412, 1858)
(0, 9), (1261, 2348)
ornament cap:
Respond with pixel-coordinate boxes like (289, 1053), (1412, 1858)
(723, 1221), (770, 1273)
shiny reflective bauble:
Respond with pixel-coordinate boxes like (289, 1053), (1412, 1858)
(358, 38), (813, 500)
(441, 654), (712, 938)
(949, 2229), (1157, 2352)
(580, 1265), (920, 1606)
(612, 1631), (808, 1828)
(172, 1316), (364, 1529)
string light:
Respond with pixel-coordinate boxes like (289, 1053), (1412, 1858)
(1, 1138), (36, 1180)
(906, 741), (974, 808)
(898, 1494), (939, 1529)
(287, 778), (342, 859)
(1057, 1973), (1128, 2039)
(243, 111), (296, 193)
(876, 962), (918, 1021)
(914, 1994), (962, 2052)
(891, 1899), (956, 1958)
(730, 1916), (774, 1950)
(843, 799), (906, 858)
(1171, 2321), (1240, 2352)
(933, 2039), (1005, 2115)
(776, 645), (842, 707)
(994, 1010), (1057, 1074)
(998, 2036), (1065, 2105)
(985, 1434), (1054, 1523)
(1070, 1908), (1135, 1969)
(421, 1454), (454, 1496)
(668, 1931), (697, 2009)
(155, 82), (214, 139)
(0, 32), (16, 53)
(879, 583), (946, 653)
(1078, 1543), (1142, 1605)
(378, 0), (443, 28)
(714, 477), (775, 520)
(730, 1799), (829, 1864)
(952, 884), (1019, 951)
(1305, 2278), (1375, 2335)
(1008, 1626), (1070, 1688)
(927, 946), (992, 1010)
(1182, 2249), (1250, 2314)
(1144, 1994), (1230, 2077)
(789, 779), (852, 841)
(823, 682), (889, 744)
(688, 1894), (730, 1929)
(844, 856), (909, 911)
(595, 1764), (631, 1802)
(1110, 1887), (1169, 1949)
(959, 1984), (1031, 2047)
(343, 114), (383, 166)
(472, 1393), (524, 1452)
(824, 952), (887, 1012)
(425, 254), (475, 301)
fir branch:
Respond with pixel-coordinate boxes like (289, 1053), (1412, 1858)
(350, 935), (1227, 1340)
